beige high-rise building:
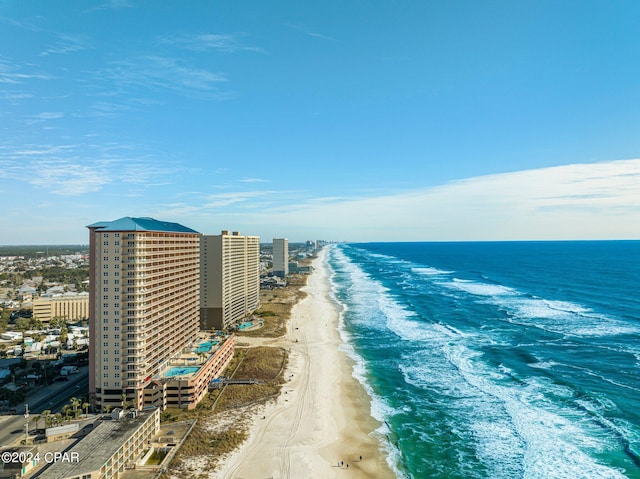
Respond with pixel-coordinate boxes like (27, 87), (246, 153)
(32, 293), (90, 324)
(87, 217), (201, 411)
(273, 238), (289, 278)
(200, 230), (260, 330)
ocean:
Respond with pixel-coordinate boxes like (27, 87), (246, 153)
(326, 241), (640, 479)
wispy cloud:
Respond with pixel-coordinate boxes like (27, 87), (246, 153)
(284, 23), (338, 42)
(32, 112), (65, 119)
(203, 191), (277, 209)
(158, 33), (265, 54)
(0, 141), (182, 196)
(240, 177), (270, 183)
(40, 34), (92, 56)
(99, 56), (230, 99)
(0, 57), (53, 84)
(85, 0), (133, 13)
(28, 159), (111, 195)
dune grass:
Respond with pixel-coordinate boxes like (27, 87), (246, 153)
(163, 273), (308, 478)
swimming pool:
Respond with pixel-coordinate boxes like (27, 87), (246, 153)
(237, 322), (253, 330)
(194, 340), (218, 354)
(163, 366), (200, 378)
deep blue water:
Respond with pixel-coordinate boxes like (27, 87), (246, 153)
(327, 241), (640, 479)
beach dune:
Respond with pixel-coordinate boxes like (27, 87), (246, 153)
(215, 249), (395, 478)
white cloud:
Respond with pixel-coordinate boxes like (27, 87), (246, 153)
(238, 159), (640, 241)
(158, 33), (264, 54)
(240, 177), (270, 183)
(100, 56), (229, 99)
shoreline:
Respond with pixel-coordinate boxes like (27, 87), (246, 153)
(213, 248), (396, 478)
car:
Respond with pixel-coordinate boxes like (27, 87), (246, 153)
(54, 376), (69, 382)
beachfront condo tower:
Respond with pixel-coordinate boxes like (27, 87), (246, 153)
(272, 238), (289, 278)
(87, 217), (201, 411)
(200, 231), (260, 330)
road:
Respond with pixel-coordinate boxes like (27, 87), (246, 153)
(0, 373), (88, 447)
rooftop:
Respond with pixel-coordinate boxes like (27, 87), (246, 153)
(86, 217), (199, 234)
(43, 409), (157, 479)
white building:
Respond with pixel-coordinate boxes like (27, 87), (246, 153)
(200, 231), (260, 330)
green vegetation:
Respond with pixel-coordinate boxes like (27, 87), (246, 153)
(239, 274), (308, 338)
(146, 450), (167, 465)
(0, 245), (88, 258)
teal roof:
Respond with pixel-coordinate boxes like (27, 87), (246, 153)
(87, 217), (199, 233)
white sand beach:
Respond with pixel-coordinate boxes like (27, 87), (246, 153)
(214, 249), (396, 478)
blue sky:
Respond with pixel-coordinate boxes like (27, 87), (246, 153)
(1, 0), (639, 244)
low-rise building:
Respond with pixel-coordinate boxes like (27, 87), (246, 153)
(144, 334), (235, 410)
(32, 293), (90, 324)
(41, 408), (160, 479)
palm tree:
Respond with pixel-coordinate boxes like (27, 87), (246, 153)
(33, 414), (41, 433)
(42, 410), (51, 429)
(54, 413), (63, 426)
(70, 397), (81, 419)
(62, 406), (72, 423)
(82, 402), (90, 416)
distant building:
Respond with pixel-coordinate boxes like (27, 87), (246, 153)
(273, 238), (289, 278)
(200, 231), (260, 330)
(87, 217), (201, 411)
(32, 293), (89, 324)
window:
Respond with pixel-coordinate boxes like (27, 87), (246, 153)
(103, 287), (109, 292)
(114, 382), (120, 387)
(103, 295), (108, 300)
(104, 365), (108, 370)
(103, 373), (109, 378)
(114, 256), (120, 261)
(103, 303), (108, 308)
(103, 382), (108, 387)
(114, 373), (120, 378)
(115, 279), (120, 284)
(103, 319), (108, 324)
(103, 342), (109, 347)
(103, 272), (108, 277)
(103, 241), (109, 246)
(103, 264), (109, 269)
(103, 280), (109, 285)
(114, 365), (120, 371)
(103, 326), (108, 331)
(103, 256), (109, 261)
(114, 334), (119, 339)
(115, 233), (120, 238)
(114, 287), (120, 292)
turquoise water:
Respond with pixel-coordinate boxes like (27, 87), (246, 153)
(195, 340), (217, 353)
(238, 322), (253, 330)
(328, 242), (640, 479)
(163, 366), (200, 378)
